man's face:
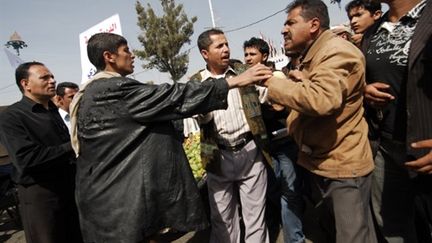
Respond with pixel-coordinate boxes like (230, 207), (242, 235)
(282, 7), (313, 53)
(244, 47), (267, 67)
(57, 87), (78, 113)
(112, 44), (135, 76)
(22, 65), (56, 101)
(201, 34), (230, 73)
(348, 6), (381, 34)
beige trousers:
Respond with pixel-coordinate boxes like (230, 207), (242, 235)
(207, 140), (269, 243)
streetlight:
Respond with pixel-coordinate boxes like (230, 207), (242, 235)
(5, 31), (27, 56)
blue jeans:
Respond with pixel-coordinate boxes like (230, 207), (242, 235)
(272, 139), (304, 243)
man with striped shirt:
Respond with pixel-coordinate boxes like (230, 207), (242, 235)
(193, 28), (269, 243)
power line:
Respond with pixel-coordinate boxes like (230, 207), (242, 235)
(0, 89), (18, 95)
(134, 6), (287, 73)
(183, 7), (286, 53)
(225, 7), (287, 33)
(0, 83), (15, 92)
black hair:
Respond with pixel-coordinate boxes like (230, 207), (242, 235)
(15, 61), (45, 93)
(56, 82), (79, 97)
(87, 33), (128, 71)
(345, 0), (381, 15)
(286, 0), (330, 30)
(243, 37), (270, 56)
(197, 28), (225, 51)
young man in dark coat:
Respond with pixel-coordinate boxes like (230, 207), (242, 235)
(70, 32), (272, 243)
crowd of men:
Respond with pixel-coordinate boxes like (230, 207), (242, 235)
(0, 0), (431, 243)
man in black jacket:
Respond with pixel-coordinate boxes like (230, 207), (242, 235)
(0, 62), (82, 243)
(70, 32), (272, 243)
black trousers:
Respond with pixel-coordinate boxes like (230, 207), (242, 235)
(305, 171), (377, 243)
(18, 180), (83, 243)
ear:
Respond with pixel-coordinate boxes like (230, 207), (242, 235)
(373, 10), (383, 21)
(103, 51), (116, 64)
(200, 49), (209, 60)
(20, 79), (29, 92)
(56, 95), (64, 105)
(52, 95), (62, 107)
(263, 53), (269, 62)
(310, 17), (321, 34)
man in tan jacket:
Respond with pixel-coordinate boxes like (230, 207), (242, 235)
(262, 0), (376, 242)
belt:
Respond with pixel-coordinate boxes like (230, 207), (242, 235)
(217, 132), (254, 152)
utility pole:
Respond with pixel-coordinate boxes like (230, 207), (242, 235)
(208, 0), (216, 28)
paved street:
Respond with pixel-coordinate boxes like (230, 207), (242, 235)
(0, 211), (23, 243)
(0, 199), (324, 243)
(0, 221), (284, 243)
(0, 209), (318, 243)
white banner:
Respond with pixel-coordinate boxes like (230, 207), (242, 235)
(3, 48), (24, 70)
(79, 14), (122, 83)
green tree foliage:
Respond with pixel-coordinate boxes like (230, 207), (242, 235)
(135, 0), (197, 82)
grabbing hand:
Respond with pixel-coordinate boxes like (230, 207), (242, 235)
(227, 63), (272, 88)
(351, 33), (363, 47)
(405, 139), (432, 174)
(364, 82), (395, 108)
(259, 70), (287, 87)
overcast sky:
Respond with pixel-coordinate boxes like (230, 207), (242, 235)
(0, 0), (351, 105)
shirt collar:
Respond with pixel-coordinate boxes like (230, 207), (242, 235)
(200, 66), (236, 81)
(58, 108), (69, 119)
(378, 0), (427, 32)
(21, 96), (57, 112)
(301, 30), (334, 64)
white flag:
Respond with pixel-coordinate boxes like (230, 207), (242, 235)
(3, 48), (24, 69)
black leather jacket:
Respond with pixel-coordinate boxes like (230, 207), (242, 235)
(75, 76), (228, 242)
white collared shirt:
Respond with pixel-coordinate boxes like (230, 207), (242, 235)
(58, 108), (71, 133)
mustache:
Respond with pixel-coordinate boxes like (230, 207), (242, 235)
(284, 32), (292, 41)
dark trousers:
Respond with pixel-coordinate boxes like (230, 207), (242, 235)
(305, 171), (377, 243)
(371, 136), (432, 243)
(18, 181), (83, 243)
